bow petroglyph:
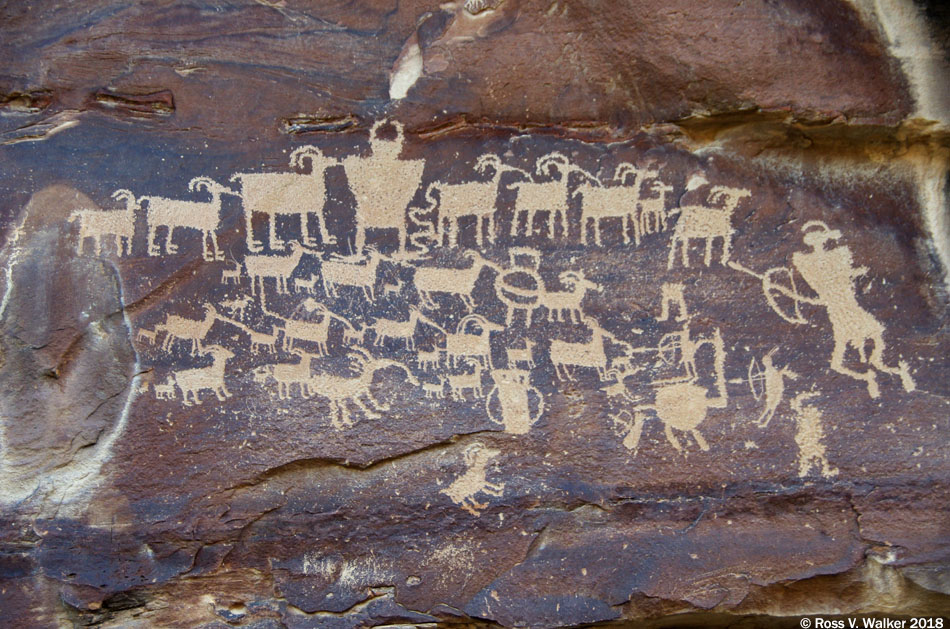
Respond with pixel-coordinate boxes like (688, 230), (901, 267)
(58, 120), (923, 516)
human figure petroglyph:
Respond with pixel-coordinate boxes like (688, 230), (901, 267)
(534, 271), (601, 324)
(321, 247), (384, 301)
(790, 392), (838, 478)
(340, 120), (424, 253)
(413, 250), (501, 310)
(141, 176), (230, 261)
(550, 316), (632, 381)
(365, 306), (446, 350)
(667, 185), (751, 268)
(574, 163), (658, 246)
(792, 222), (915, 398)
(424, 154), (527, 248)
(505, 339), (535, 370)
(658, 282), (688, 322)
(508, 152), (597, 238)
(154, 304), (219, 356)
(441, 443), (505, 516)
(444, 314), (504, 369)
(244, 241), (307, 296)
(624, 328), (728, 454)
(70, 189), (137, 256)
(730, 221), (915, 399)
(230, 145), (336, 252)
(757, 348), (798, 427)
(172, 345), (234, 406)
(253, 350), (320, 400)
(448, 358), (487, 400)
(307, 349), (419, 429)
(485, 368), (544, 434)
(638, 179), (675, 236)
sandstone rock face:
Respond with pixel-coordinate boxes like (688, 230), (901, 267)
(1, 2), (948, 627)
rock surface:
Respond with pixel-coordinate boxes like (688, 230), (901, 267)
(1, 1), (949, 627)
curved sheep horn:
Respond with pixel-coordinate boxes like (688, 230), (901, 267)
(535, 152), (568, 176)
(188, 176), (217, 193)
(614, 163), (640, 183)
(290, 145), (322, 171)
(475, 153), (501, 172)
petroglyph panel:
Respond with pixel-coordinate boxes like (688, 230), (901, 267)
(2, 116), (947, 626)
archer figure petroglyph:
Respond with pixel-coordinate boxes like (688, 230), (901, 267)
(731, 221), (915, 398)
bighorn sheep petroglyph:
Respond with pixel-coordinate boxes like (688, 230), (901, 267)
(243, 241), (307, 296)
(441, 443), (505, 515)
(365, 306), (445, 350)
(172, 345), (234, 406)
(321, 247), (384, 300)
(448, 358), (486, 400)
(153, 304), (220, 356)
(533, 270), (601, 324)
(70, 189), (138, 256)
(230, 145), (337, 252)
(306, 349), (419, 429)
(424, 153), (528, 248)
(637, 178), (675, 236)
(508, 152), (596, 239)
(667, 185), (751, 268)
(550, 316), (631, 380)
(574, 164), (654, 246)
(443, 314), (503, 368)
(141, 176), (230, 261)
(413, 250), (501, 310)
(252, 350), (320, 399)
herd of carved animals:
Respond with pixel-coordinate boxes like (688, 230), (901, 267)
(77, 121), (917, 512)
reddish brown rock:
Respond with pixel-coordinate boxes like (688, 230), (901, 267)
(1, 2), (949, 628)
